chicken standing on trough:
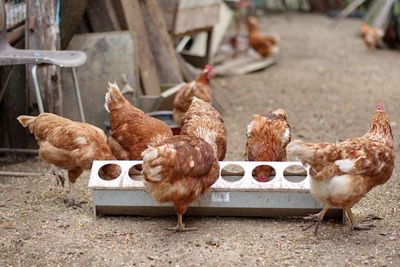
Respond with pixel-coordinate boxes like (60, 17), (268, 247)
(246, 109), (291, 182)
(141, 99), (224, 231)
(105, 82), (173, 160)
(247, 16), (279, 58)
(17, 113), (121, 206)
(286, 105), (395, 235)
(172, 65), (216, 126)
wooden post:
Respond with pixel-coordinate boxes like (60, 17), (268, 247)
(25, 0), (62, 114)
(86, 0), (121, 32)
(114, 0), (161, 95)
(59, 0), (89, 49)
(140, 0), (183, 85)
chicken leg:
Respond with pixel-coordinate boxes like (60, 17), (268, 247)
(49, 166), (65, 187)
(345, 207), (376, 230)
(166, 213), (198, 232)
(303, 204), (330, 235)
(66, 169), (84, 207)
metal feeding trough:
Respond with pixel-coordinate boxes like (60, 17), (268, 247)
(88, 160), (343, 219)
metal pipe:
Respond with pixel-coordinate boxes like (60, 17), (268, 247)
(71, 67), (86, 122)
(0, 148), (38, 154)
(31, 65), (44, 113)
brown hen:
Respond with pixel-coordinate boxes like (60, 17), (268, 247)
(105, 82), (173, 160)
(141, 135), (219, 231)
(246, 109), (291, 182)
(180, 97), (227, 160)
(247, 16), (279, 58)
(17, 113), (120, 206)
(360, 23), (383, 49)
(287, 105), (395, 235)
(172, 65), (216, 126)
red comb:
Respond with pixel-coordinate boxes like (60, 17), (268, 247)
(204, 65), (215, 71)
(376, 104), (384, 111)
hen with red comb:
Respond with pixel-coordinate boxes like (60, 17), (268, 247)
(173, 65), (216, 126)
(376, 104), (384, 111)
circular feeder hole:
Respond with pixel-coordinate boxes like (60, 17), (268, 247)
(283, 165), (307, 183)
(128, 164), (143, 181)
(221, 164), (244, 182)
(251, 165), (276, 183)
(98, 163), (121, 180)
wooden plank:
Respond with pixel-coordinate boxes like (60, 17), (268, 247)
(0, 63), (36, 150)
(59, 0), (89, 49)
(86, 0), (121, 32)
(61, 32), (139, 127)
(364, 0), (395, 29)
(187, 2), (233, 58)
(156, 0), (179, 33)
(114, 0), (160, 95)
(140, 0), (183, 85)
(173, 3), (220, 35)
(175, 52), (200, 81)
(332, 0), (366, 23)
(215, 53), (276, 76)
(25, 0), (62, 114)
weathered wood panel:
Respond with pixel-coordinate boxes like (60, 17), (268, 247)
(140, 0), (183, 85)
(60, 0), (89, 49)
(114, 0), (161, 95)
(25, 0), (62, 114)
(0, 62), (36, 150)
(86, 0), (121, 32)
(174, 1), (220, 35)
(61, 32), (139, 128)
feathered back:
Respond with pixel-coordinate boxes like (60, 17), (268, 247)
(181, 98), (227, 160)
(141, 135), (220, 212)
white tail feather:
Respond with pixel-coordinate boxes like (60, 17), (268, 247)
(104, 81), (121, 113)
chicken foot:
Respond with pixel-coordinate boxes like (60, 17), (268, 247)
(345, 208), (376, 230)
(166, 214), (198, 232)
(303, 204), (330, 235)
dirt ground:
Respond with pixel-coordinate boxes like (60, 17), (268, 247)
(1, 14), (400, 266)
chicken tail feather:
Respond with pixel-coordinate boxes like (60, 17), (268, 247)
(17, 115), (37, 128)
(104, 82), (125, 113)
(142, 146), (164, 182)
